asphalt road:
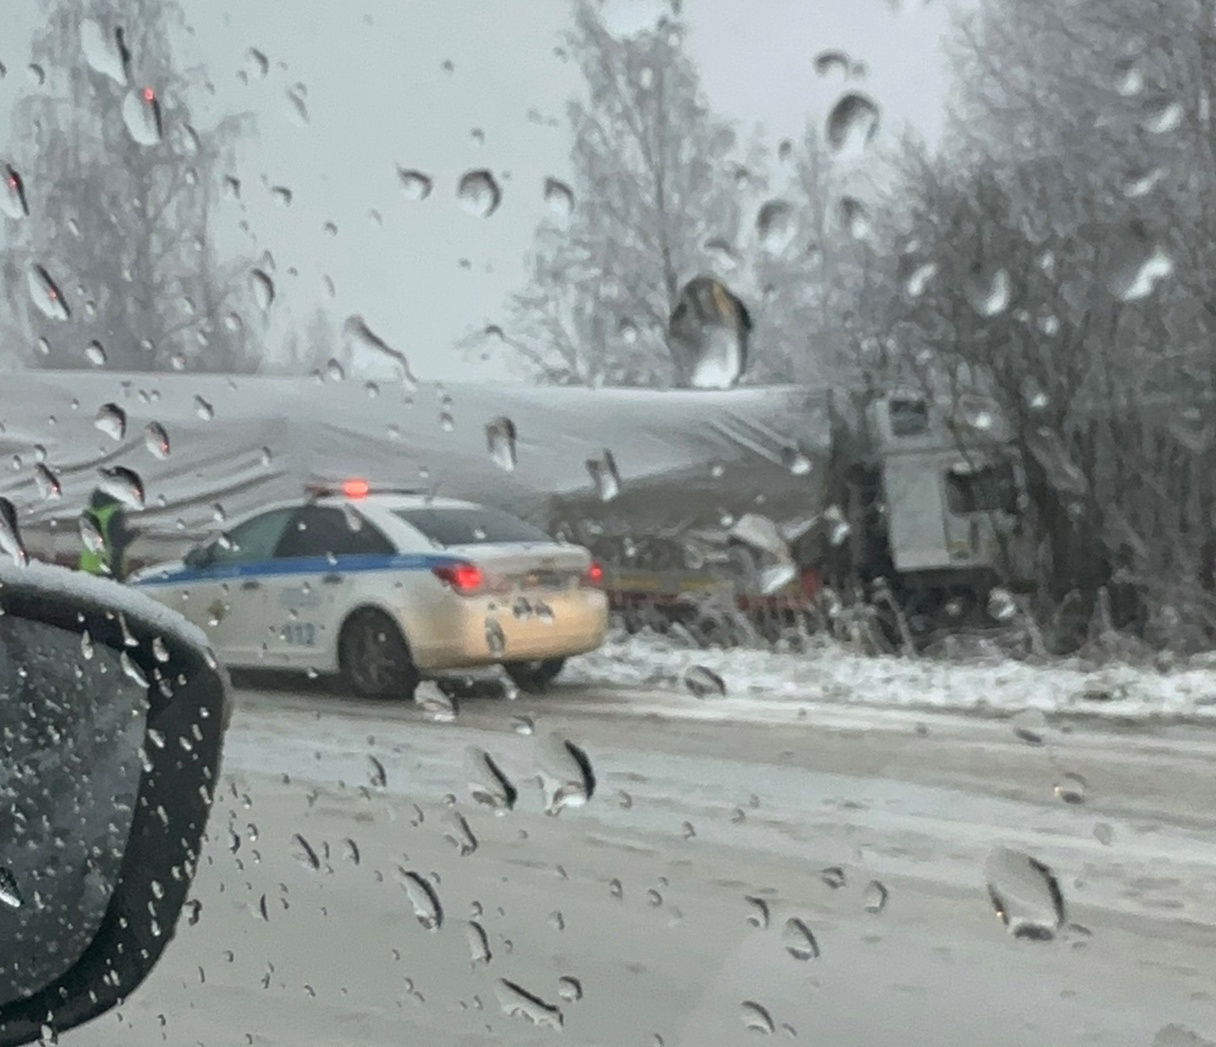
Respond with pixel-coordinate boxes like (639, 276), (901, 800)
(63, 674), (1216, 1047)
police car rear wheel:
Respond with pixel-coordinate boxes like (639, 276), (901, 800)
(503, 658), (566, 694)
(339, 609), (419, 700)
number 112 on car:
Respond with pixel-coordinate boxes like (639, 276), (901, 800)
(280, 622), (317, 646)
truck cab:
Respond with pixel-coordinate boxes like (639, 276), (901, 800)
(857, 391), (1034, 629)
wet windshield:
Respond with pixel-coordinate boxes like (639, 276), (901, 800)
(1, 0), (1215, 1045)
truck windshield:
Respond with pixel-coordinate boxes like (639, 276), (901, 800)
(945, 463), (1019, 515)
(394, 507), (555, 546)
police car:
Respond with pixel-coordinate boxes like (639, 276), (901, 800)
(129, 481), (609, 698)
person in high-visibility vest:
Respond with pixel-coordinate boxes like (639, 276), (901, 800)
(78, 488), (139, 581)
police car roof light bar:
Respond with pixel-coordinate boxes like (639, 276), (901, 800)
(304, 480), (430, 501)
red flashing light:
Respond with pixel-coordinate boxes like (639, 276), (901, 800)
(432, 562), (484, 594)
(342, 478), (370, 499)
(143, 86), (157, 103)
(583, 561), (605, 587)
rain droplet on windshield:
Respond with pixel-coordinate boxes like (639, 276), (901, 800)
(1106, 222), (1173, 301)
(285, 86), (309, 126)
(745, 895), (770, 929)
(98, 465), (145, 508)
(821, 866), (846, 889)
(0, 868), (23, 910)
(270, 185), (293, 208)
(400, 870), (442, 930)
(668, 276), (749, 389)
(964, 264), (1012, 317)
(122, 86), (163, 146)
(0, 499), (28, 566)
(740, 1001), (775, 1035)
(94, 402), (126, 441)
(536, 734), (595, 816)
(557, 976), (583, 1002)
(246, 47), (270, 79)
(684, 665), (726, 699)
(33, 463), (61, 499)
(465, 920), (491, 965)
(250, 269), (275, 310)
(496, 979), (563, 1030)
(145, 421), (171, 459)
(756, 200), (796, 253)
(397, 167), (433, 200)
(987, 587), (1017, 621)
(415, 680), (457, 722)
(1011, 708), (1050, 746)
(837, 195), (870, 239)
(985, 846), (1066, 941)
(484, 617), (506, 657)
(457, 169), (501, 217)
(585, 449), (621, 501)
(814, 49), (851, 78)
(120, 650), (148, 688)
(826, 91), (879, 157)
(291, 834), (320, 871)
(28, 264), (70, 321)
(443, 811), (478, 856)
(342, 315), (419, 391)
(466, 745), (517, 811)
(543, 176), (575, 216)
(485, 416), (518, 472)
(80, 19), (130, 85)
(1054, 772), (1087, 805)
(703, 236), (739, 269)
(781, 917), (820, 960)
(85, 340), (107, 366)
(863, 879), (889, 914)
(79, 514), (105, 555)
(782, 447), (812, 475)
(903, 259), (938, 298)
(0, 162), (29, 219)
(367, 754), (387, 788)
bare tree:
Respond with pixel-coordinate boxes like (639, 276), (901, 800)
(506, 0), (747, 385)
(878, 0), (1216, 644)
(2, 0), (257, 372)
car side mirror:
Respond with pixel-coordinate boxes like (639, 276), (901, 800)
(0, 562), (230, 1047)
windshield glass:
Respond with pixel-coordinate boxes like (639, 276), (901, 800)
(2, 0), (1215, 1046)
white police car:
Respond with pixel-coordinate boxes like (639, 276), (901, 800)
(129, 481), (609, 698)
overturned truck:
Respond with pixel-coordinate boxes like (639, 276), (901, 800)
(0, 371), (1032, 641)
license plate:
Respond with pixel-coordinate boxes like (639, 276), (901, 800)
(523, 571), (564, 589)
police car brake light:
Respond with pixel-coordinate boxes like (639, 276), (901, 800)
(342, 478), (371, 499)
(581, 561), (605, 587)
(433, 562), (483, 594)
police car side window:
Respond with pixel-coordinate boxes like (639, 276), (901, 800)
(211, 508), (296, 565)
(274, 507), (395, 558)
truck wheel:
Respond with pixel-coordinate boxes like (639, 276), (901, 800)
(338, 609), (420, 699)
(504, 658), (566, 694)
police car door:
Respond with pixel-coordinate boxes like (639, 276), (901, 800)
(197, 507), (296, 666)
(267, 505), (396, 669)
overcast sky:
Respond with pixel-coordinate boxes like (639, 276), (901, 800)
(0, 0), (953, 382)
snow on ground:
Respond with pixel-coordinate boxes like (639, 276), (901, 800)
(565, 629), (1216, 721)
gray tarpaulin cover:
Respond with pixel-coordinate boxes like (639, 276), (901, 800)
(0, 371), (835, 563)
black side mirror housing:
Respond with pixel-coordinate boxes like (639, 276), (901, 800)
(0, 562), (230, 1047)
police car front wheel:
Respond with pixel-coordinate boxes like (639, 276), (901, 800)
(338, 609), (420, 700)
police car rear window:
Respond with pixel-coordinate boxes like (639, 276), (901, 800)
(394, 508), (553, 546)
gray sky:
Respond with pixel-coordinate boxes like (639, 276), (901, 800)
(0, 0), (952, 382)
